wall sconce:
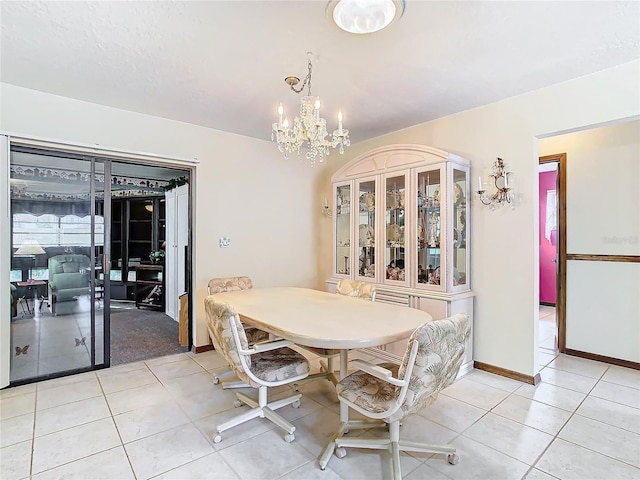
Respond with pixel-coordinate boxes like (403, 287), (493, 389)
(477, 157), (515, 210)
(322, 197), (332, 217)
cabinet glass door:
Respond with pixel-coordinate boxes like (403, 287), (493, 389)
(452, 168), (468, 288)
(416, 167), (443, 289)
(356, 178), (376, 280)
(384, 173), (407, 285)
(334, 183), (352, 276)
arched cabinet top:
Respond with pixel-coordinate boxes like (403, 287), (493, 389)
(331, 144), (469, 182)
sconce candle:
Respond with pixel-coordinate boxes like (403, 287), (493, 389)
(477, 157), (515, 209)
(322, 196), (332, 217)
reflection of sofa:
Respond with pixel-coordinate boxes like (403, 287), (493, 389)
(48, 254), (91, 315)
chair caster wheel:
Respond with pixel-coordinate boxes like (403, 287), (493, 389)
(292, 400), (301, 408)
(284, 433), (295, 443)
(213, 434), (222, 444)
(213, 377), (220, 385)
(233, 399), (243, 408)
(335, 447), (347, 458)
(447, 453), (459, 465)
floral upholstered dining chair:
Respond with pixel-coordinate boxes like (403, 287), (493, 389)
(207, 276), (270, 388)
(327, 313), (470, 479)
(205, 299), (309, 443)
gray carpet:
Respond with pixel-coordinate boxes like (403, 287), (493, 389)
(109, 307), (188, 366)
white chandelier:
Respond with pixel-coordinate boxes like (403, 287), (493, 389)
(272, 55), (350, 165)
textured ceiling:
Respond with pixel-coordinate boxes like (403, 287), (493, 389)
(1, 1), (639, 145)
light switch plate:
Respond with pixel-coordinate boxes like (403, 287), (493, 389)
(219, 237), (230, 248)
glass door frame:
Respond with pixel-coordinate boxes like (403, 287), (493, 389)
(7, 146), (111, 385)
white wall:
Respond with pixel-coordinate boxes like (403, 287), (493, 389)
(540, 121), (640, 362)
(0, 84), (326, 348)
(2, 59), (638, 375)
(319, 60), (640, 376)
(540, 121), (640, 256)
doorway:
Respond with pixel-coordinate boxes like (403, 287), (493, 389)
(538, 160), (558, 353)
(539, 153), (567, 355)
(8, 146), (192, 384)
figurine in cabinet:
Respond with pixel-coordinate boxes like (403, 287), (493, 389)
(428, 211), (439, 247)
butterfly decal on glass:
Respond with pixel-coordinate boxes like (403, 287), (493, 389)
(75, 337), (86, 347)
(15, 345), (29, 356)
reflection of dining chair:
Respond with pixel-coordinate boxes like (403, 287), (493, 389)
(297, 279), (377, 386)
(205, 299), (310, 443)
(329, 314), (470, 479)
(207, 276), (271, 388)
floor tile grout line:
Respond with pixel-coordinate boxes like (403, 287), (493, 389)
(98, 379), (138, 479)
(28, 383), (38, 480)
(571, 410), (640, 437)
(524, 362), (640, 477)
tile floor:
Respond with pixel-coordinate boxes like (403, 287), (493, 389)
(1, 309), (638, 480)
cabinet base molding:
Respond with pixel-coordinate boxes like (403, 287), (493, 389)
(192, 344), (214, 354)
(474, 361), (541, 385)
(565, 349), (639, 371)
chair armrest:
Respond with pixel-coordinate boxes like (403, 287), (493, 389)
(240, 339), (294, 354)
(348, 359), (407, 387)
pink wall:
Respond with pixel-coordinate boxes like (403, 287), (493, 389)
(539, 170), (557, 304)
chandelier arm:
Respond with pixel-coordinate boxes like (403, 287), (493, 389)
(289, 60), (313, 95)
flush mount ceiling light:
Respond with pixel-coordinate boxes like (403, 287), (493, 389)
(327, 0), (405, 35)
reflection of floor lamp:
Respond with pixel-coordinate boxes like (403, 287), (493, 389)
(15, 239), (46, 281)
(15, 239), (46, 317)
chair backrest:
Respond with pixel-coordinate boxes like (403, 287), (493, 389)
(204, 299), (259, 388)
(336, 279), (377, 301)
(48, 254), (91, 276)
(391, 313), (470, 422)
(207, 276), (253, 295)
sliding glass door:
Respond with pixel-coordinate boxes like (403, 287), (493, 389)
(9, 148), (110, 383)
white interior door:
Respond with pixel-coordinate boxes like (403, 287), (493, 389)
(165, 188), (177, 320)
(164, 183), (188, 321)
(176, 185), (188, 298)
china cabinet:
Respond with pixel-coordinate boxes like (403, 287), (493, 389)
(329, 144), (474, 373)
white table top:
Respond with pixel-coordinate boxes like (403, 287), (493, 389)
(208, 287), (433, 350)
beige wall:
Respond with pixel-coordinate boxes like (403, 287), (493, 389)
(318, 60), (640, 376)
(540, 121), (640, 362)
(1, 59), (638, 377)
(0, 84), (326, 348)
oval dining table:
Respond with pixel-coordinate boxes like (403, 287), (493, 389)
(206, 286), (434, 469)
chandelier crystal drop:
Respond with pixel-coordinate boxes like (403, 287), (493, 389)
(272, 55), (350, 165)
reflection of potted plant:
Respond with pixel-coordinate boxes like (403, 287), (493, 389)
(149, 250), (165, 264)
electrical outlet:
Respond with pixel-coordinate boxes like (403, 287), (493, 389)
(219, 237), (230, 248)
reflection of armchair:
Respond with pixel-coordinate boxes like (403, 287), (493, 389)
(328, 314), (470, 478)
(48, 254), (91, 315)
